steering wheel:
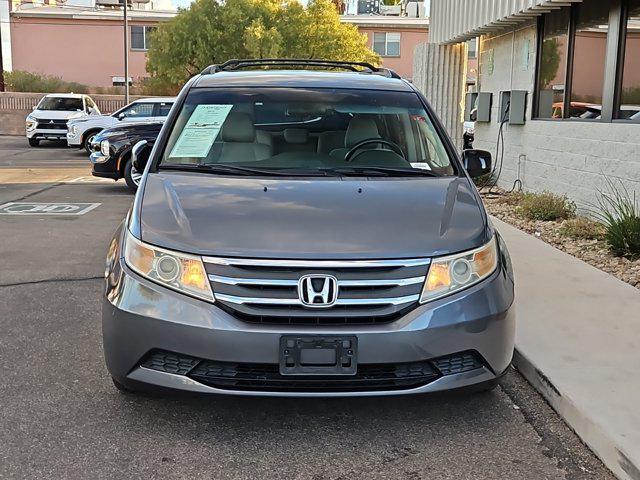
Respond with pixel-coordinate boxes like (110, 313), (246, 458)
(344, 138), (406, 163)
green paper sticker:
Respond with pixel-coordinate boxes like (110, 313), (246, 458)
(169, 104), (233, 158)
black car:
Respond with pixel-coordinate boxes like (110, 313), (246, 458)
(90, 121), (163, 192)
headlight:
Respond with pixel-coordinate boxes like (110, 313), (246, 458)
(123, 230), (214, 302)
(26, 116), (37, 131)
(100, 140), (110, 156)
(420, 237), (498, 303)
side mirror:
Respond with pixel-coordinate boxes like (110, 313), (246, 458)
(132, 140), (152, 172)
(118, 112), (126, 120)
(462, 149), (492, 178)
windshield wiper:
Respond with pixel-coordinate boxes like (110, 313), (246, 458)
(322, 166), (439, 177)
(160, 163), (328, 177)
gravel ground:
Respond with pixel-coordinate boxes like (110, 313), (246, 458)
(482, 191), (640, 289)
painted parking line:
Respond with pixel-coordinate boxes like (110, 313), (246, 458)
(0, 202), (101, 215)
(66, 176), (116, 184)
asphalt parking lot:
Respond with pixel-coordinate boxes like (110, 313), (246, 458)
(0, 136), (615, 480)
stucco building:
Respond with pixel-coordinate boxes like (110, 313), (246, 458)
(3, 4), (428, 87)
(423, 0), (640, 209)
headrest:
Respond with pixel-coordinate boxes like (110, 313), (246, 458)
(283, 128), (308, 144)
(221, 112), (255, 143)
(345, 117), (380, 148)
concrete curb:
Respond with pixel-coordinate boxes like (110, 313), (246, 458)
(512, 348), (640, 480)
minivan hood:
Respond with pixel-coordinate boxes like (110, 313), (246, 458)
(139, 171), (488, 259)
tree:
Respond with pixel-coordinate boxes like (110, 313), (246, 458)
(538, 38), (561, 90)
(146, 0), (379, 89)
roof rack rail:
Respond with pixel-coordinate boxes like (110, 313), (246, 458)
(200, 58), (401, 79)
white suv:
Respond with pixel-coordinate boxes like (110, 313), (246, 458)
(26, 93), (100, 147)
(67, 97), (175, 152)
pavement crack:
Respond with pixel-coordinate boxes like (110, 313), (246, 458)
(0, 275), (103, 288)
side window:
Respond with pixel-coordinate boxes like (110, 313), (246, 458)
(86, 98), (97, 112)
(155, 102), (173, 117)
(121, 103), (154, 118)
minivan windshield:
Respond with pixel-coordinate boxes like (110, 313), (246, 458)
(37, 97), (84, 111)
(160, 87), (455, 177)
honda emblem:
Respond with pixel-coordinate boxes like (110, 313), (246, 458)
(298, 275), (338, 307)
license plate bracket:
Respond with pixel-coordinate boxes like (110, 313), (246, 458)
(279, 336), (357, 375)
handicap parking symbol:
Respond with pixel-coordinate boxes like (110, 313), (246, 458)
(0, 202), (101, 216)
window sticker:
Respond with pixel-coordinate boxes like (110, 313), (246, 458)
(169, 104), (233, 158)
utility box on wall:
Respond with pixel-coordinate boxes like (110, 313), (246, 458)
(499, 90), (528, 125)
(476, 92), (492, 123)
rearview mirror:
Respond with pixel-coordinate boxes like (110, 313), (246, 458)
(461, 149), (492, 178)
(132, 140), (152, 173)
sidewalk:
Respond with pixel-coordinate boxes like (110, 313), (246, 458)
(493, 218), (640, 480)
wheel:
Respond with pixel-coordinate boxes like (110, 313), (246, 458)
(83, 130), (100, 153)
(111, 376), (136, 394)
(28, 137), (39, 147)
(124, 158), (142, 193)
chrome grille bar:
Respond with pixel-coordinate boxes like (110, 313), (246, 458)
(209, 274), (425, 287)
(214, 293), (421, 306)
(203, 257), (431, 268)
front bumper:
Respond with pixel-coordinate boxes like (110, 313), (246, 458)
(103, 248), (515, 397)
(27, 128), (68, 141)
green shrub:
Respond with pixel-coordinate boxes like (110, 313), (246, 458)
(594, 179), (640, 258)
(518, 191), (576, 221)
(558, 217), (605, 240)
(6, 70), (89, 94)
(472, 172), (497, 188)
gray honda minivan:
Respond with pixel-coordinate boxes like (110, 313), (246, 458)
(102, 59), (515, 397)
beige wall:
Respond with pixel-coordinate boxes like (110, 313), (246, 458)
(10, 17), (154, 87)
(360, 27), (427, 79)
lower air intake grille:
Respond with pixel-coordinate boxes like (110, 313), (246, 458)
(432, 351), (484, 376)
(141, 351), (200, 375)
(188, 360), (440, 392)
(139, 350), (486, 392)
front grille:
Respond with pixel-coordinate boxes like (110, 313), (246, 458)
(139, 350), (486, 393)
(36, 119), (68, 130)
(204, 257), (430, 325)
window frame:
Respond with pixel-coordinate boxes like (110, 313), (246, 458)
(130, 25), (154, 51)
(534, 0), (640, 123)
(372, 31), (401, 57)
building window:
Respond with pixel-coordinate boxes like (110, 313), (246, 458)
(535, 8), (570, 119)
(568, 1), (610, 119)
(467, 38), (478, 59)
(131, 25), (155, 51)
(373, 32), (401, 57)
(617, 0), (640, 120)
(534, 0), (640, 122)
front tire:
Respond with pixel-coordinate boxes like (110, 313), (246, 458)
(83, 130), (100, 154)
(124, 158), (142, 193)
(28, 137), (39, 147)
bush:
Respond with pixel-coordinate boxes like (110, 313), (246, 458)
(594, 179), (640, 258)
(558, 217), (605, 240)
(6, 70), (89, 94)
(518, 191), (576, 221)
